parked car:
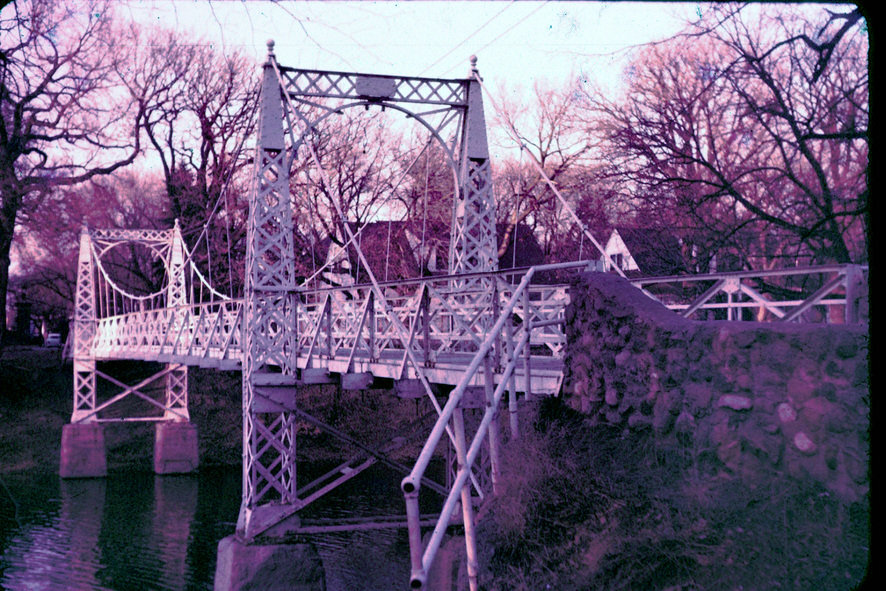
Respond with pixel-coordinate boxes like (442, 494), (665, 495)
(44, 333), (62, 348)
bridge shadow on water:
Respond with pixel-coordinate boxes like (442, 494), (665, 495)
(0, 463), (432, 590)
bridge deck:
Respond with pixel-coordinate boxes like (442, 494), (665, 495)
(93, 347), (564, 394)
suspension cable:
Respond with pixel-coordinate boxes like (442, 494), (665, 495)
(271, 59), (474, 470)
(420, 136), (430, 273)
(298, 131), (435, 286)
(174, 82), (258, 296)
(471, 73), (625, 278)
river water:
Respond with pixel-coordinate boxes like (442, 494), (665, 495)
(0, 465), (423, 590)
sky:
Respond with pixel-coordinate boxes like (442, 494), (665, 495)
(111, 0), (702, 166)
(118, 1), (699, 84)
(118, 1), (699, 104)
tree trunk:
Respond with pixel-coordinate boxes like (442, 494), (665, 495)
(0, 253), (9, 348)
(0, 182), (23, 349)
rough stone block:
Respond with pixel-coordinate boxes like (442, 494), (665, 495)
(652, 401), (675, 435)
(154, 421), (199, 475)
(752, 366), (785, 391)
(717, 394), (753, 411)
(614, 349), (631, 368)
(674, 410), (695, 435)
(214, 535), (325, 591)
(684, 382), (712, 414)
(60, 423), (107, 478)
(764, 339), (794, 371)
(777, 402), (797, 423)
(852, 363), (869, 388)
(627, 412), (653, 430)
(834, 333), (859, 359)
(792, 431), (817, 455)
(732, 328), (759, 349)
(812, 382), (838, 401)
(716, 439), (741, 469)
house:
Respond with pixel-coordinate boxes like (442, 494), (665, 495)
(601, 227), (685, 276)
(313, 220), (546, 287)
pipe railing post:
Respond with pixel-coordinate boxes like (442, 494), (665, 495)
(491, 281), (501, 371)
(404, 489), (424, 577)
(453, 408), (479, 591)
(844, 265), (862, 324)
(504, 304), (519, 440)
(422, 286), (432, 367)
(325, 297), (333, 359)
(483, 354), (501, 493)
(368, 290), (377, 362)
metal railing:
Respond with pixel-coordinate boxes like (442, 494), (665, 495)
(399, 261), (592, 590)
(297, 269), (569, 370)
(92, 299), (245, 367)
(632, 264), (868, 324)
(89, 267), (572, 392)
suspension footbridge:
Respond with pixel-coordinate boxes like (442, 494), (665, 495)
(59, 44), (866, 591)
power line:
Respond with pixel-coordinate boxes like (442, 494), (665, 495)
(440, 0), (551, 77)
(418, 1), (515, 76)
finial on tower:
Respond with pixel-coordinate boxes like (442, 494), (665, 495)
(470, 55), (480, 78)
(267, 39), (276, 61)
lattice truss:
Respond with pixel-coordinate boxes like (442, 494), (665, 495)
(293, 278), (568, 376)
(70, 221), (231, 424)
(275, 59), (498, 277)
(231, 48), (504, 538)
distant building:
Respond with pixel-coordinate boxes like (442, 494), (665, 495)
(601, 227), (685, 276)
(314, 220), (546, 286)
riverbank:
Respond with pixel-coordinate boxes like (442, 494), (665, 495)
(477, 396), (870, 590)
(0, 347), (436, 475)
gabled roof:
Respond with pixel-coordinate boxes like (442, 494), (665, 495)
(497, 222), (545, 270)
(311, 220), (547, 284)
(612, 227), (685, 276)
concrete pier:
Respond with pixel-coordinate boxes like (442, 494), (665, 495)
(153, 421), (200, 474)
(59, 423), (107, 478)
(214, 535), (325, 591)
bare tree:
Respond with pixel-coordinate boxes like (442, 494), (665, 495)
(11, 171), (169, 327)
(290, 108), (408, 281)
(585, 4), (868, 268)
(120, 24), (258, 295)
(0, 1), (148, 343)
(491, 80), (598, 260)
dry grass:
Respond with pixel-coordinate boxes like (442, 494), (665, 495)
(478, 396), (870, 591)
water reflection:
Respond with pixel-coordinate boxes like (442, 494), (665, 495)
(61, 479), (106, 590)
(1, 479), (110, 590)
(0, 473), (205, 591)
(0, 465), (426, 590)
(152, 476), (199, 588)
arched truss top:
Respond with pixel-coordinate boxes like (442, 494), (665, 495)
(84, 226), (229, 305)
(275, 64), (487, 172)
(285, 98), (462, 179)
(91, 228), (174, 249)
(271, 58), (494, 271)
(277, 66), (469, 108)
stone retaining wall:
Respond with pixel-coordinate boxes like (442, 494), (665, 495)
(562, 273), (869, 503)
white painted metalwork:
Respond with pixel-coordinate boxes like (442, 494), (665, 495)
(236, 42), (301, 537)
(632, 264), (869, 323)
(64, 44), (869, 589)
(401, 260), (591, 590)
